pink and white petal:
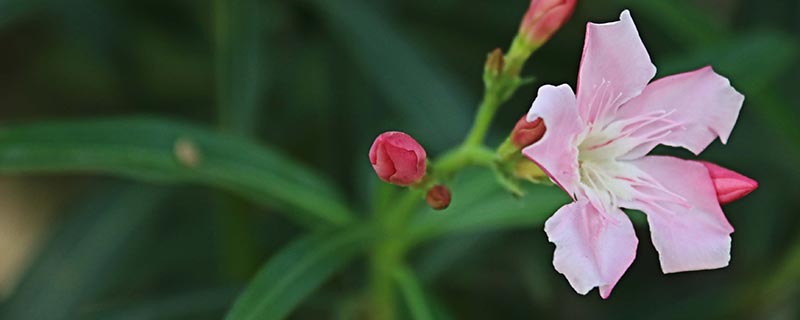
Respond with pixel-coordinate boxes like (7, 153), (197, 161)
(544, 200), (638, 298)
(576, 10), (656, 126)
(617, 66), (745, 159)
(522, 84), (583, 197)
(623, 156), (734, 273)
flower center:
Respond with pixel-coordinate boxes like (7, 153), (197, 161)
(575, 126), (637, 208)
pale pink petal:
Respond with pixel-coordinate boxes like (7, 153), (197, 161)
(616, 66), (745, 159)
(623, 156), (734, 273)
(522, 84), (583, 197)
(576, 10), (656, 126)
(544, 200), (638, 298)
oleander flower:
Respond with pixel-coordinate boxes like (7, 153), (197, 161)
(521, 10), (751, 298)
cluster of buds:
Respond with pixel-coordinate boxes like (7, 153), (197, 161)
(369, 131), (451, 210)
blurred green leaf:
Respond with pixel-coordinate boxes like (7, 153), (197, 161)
(0, 117), (354, 227)
(658, 31), (799, 95)
(407, 171), (568, 243)
(309, 0), (473, 149)
(87, 287), (239, 320)
(0, 0), (49, 27)
(224, 225), (372, 320)
(394, 266), (436, 320)
(415, 233), (497, 282)
(214, 0), (264, 135)
(614, 0), (728, 46)
(0, 183), (168, 320)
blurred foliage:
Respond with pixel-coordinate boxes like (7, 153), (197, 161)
(0, 0), (797, 319)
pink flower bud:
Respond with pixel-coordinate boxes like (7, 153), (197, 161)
(511, 116), (546, 148)
(518, 0), (576, 45)
(426, 185), (452, 210)
(700, 161), (758, 205)
(369, 131), (427, 186)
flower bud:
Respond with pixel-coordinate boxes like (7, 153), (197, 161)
(511, 116), (546, 148)
(426, 185), (452, 210)
(514, 159), (548, 183)
(369, 131), (427, 186)
(484, 48), (505, 79)
(518, 0), (576, 46)
(700, 161), (758, 205)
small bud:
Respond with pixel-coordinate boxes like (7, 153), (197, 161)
(484, 48), (505, 78)
(426, 185), (452, 210)
(700, 161), (758, 205)
(514, 159), (548, 183)
(369, 131), (427, 186)
(511, 116), (546, 148)
(174, 137), (201, 167)
(518, 0), (576, 46)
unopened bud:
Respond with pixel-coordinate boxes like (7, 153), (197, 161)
(511, 116), (546, 148)
(518, 0), (576, 46)
(484, 48), (505, 78)
(514, 159), (548, 183)
(426, 185), (452, 210)
(369, 131), (427, 186)
(700, 161), (758, 205)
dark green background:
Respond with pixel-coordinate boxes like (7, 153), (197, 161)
(0, 0), (797, 319)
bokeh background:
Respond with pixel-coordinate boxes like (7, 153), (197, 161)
(0, 0), (798, 319)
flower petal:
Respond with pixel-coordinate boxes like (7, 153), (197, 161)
(522, 84), (582, 197)
(624, 156), (734, 273)
(544, 200), (638, 298)
(576, 10), (656, 126)
(616, 66), (745, 159)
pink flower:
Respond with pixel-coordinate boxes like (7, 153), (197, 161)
(369, 131), (427, 186)
(521, 11), (748, 298)
(519, 0), (577, 45)
(700, 161), (758, 205)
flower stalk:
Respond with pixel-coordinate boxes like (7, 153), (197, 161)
(365, 2), (577, 318)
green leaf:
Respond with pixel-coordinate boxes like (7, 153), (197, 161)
(394, 266), (436, 320)
(309, 0), (472, 149)
(225, 225), (372, 320)
(0, 183), (169, 320)
(658, 32), (799, 95)
(0, 0), (50, 28)
(407, 170), (568, 243)
(85, 287), (239, 320)
(0, 117), (354, 227)
(614, 0), (728, 46)
(214, 0), (265, 135)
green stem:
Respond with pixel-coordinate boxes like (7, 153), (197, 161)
(366, 30), (544, 320)
(504, 35), (538, 77)
(434, 145), (496, 178)
(463, 94), (502, 147)
(369, 189), (421, 320)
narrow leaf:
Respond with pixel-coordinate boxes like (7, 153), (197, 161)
(224, 225), (372, 320)
(214, 0), (265, 135)
(0, 117), (354, 227)
(394, 266), (436, 320)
